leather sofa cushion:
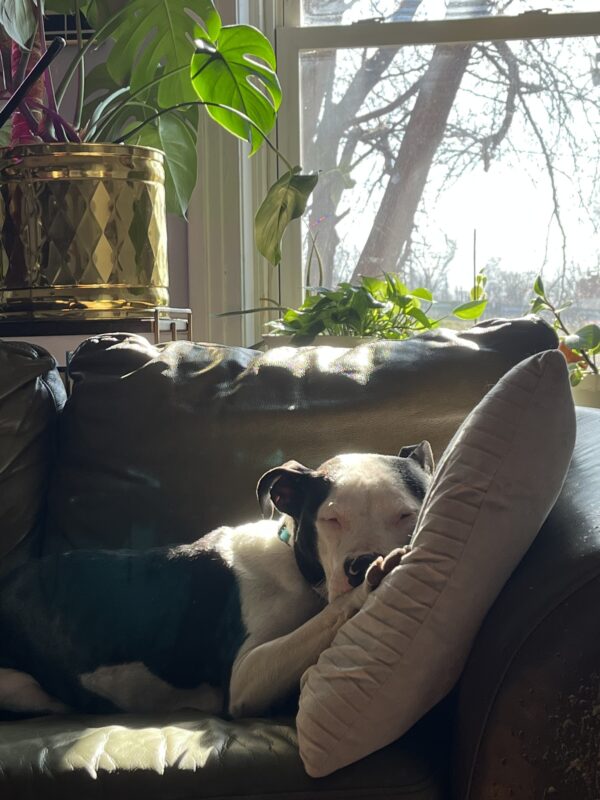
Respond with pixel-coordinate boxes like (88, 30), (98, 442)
(0, 341), (66, 573)
(44, 317), (556, 552)
(0, 711), (448, 800)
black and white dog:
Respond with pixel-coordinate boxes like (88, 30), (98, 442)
(0, 443), (433, 719)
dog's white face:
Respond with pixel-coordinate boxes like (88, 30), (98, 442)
(257, 442), (434, 602)
(314, 452), (427, 601)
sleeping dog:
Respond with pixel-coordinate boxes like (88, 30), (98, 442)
(0, 442), (433, 719)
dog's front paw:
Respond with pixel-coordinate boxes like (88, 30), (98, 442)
(365, 546), (410, 590)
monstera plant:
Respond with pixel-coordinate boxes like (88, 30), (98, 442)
(0, 0), (315, 261)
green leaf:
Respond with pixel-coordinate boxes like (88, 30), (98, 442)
(77, 0), (128, 28)
(452, 299), (488, 320)
(555, 302), (573, 314)
(104, 0), (221, 109)
(160, 113), (197, 216)
(529, 296), (546, 314)
(568, 363), (585, 386)
(362, 276), (385, 297)
(132, 112), (198, 216)
(563, 334), (583, 351)
(191, 25), (281, 154)
(575, 323), (600, 350)
(407, 307), (433, 329)
(470, 272), (487, 301)
(0, 0), (36, 48)
(533, 275), (545, 297)
(384, 273), (409, 298)
(44, 1), (72, 11)
(81, 63), (130, 136)
(410, 287), (433, 301)
(255, 167), (318, 265)
(565, 323), (600, 352)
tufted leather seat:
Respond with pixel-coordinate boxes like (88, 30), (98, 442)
(0, 711), (449, 799)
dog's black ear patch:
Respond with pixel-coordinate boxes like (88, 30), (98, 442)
(398, 441), (435, 475)
(257, 461), (319, 518)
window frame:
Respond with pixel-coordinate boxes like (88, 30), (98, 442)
(276, 7), (600, 309)
(187, 0), (283, 347)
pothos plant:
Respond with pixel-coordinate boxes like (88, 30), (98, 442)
(268, 273), (488, 342)
(529, 275), (600, 386)
(0, 0), (315, 264)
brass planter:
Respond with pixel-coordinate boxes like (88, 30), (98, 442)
(0, 143), (169, 319)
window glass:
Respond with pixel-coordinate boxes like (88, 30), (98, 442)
(300, 1), (600, 26)
(299, 35), (600, 325)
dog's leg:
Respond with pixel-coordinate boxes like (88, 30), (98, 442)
(0, 668), (70, 715)
(229, 582), (370, 718)
(79, 662), (224, 714)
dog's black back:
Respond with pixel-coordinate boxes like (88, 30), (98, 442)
(0, 537), (245, 713)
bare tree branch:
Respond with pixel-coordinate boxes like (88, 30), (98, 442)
(351, 41), (473, 279)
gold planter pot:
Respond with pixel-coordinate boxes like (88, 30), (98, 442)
(0, 143), (169, 319)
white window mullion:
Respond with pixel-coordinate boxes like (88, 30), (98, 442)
(187, 115), (246, 346)
(187, 0), (282, 346)
(274, 19), (305, 310)
(238, 0), (286, 343)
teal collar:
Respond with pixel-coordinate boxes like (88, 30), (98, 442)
(278, 524), (292, 546)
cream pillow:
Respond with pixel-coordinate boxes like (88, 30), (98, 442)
(297, 349), (576, 777)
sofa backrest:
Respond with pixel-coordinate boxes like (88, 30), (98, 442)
(0, 341), (67, 574)
(41, 316), (556, 552)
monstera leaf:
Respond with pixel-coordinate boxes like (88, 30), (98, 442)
(191, 25), (281, 154)
(132, 112), (198, 216)
(45, 0), (123, 26)
(44, 1), (79, 11)
(102, 0), (220, 108)
(0, 0), (36, 48)
(255, 167), (318, 266)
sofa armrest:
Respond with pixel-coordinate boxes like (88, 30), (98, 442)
(0, 341), (67, 574)
(454, 407), (600, 799)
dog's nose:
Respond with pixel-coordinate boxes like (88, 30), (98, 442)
(344, 553), (381, 587)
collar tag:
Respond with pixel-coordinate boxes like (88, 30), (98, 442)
(278, 525), (291, 546)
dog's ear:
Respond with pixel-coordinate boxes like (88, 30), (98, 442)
(257, 461), (320, 518)
(398, 441), (435, 474)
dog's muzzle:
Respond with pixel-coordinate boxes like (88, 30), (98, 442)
(344, 553), (381, 587)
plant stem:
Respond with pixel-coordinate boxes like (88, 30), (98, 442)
(305, 230), (324, 287)
(17, 101), (53, 141)
(35, 5), (50, 103)
(29, 100), (81, 142)
(0, 38), (12, 93)
(55, 4), (131, 107)
(34, 0), (63, 141)
(73, 0), (85, 129)
(112, 100), (292, 168)
(90, 63), (191, 141)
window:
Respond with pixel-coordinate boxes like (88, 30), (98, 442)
(275, 1), (600, 329)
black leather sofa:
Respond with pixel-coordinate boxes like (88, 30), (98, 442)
(0, 316), (598, 800)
